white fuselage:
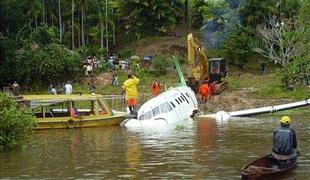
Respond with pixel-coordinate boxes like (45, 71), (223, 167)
(123, 86), (198, 128)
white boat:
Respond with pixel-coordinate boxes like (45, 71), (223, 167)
(122, 86), (198, 128)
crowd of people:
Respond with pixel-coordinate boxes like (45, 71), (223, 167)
(83, 56), (98, 77)
(48, 81), (73, 95)
(108, 54), (129, 71)
(4, 81), (21, 96)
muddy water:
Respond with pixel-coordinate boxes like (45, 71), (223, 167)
(1, 116), (309, 179)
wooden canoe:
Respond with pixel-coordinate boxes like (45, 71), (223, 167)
(241, 154), (298, 180)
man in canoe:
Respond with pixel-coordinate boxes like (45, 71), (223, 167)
(272, 116), (298, 160)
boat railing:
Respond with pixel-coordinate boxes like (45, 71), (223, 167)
(100, 95), (126, 115)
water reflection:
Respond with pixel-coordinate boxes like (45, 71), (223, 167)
(0, 116), (309, 179)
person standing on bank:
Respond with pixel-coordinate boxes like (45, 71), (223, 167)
(122, 72), (139, 115)
(272, 116), (298, 160)
(11, 81), (20, 96)
(151, 80), (161, 97)
(65, 81), (73, 95)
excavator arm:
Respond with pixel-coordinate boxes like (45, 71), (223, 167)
(187, 33), (209, 85)
(187, 33), (228, 93)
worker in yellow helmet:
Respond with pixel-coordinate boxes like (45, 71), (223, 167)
(271, 116), (298, 161)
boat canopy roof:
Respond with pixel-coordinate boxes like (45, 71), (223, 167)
(20, 94), (104, 101)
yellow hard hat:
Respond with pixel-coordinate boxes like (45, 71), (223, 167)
(280, 116), (291, 124)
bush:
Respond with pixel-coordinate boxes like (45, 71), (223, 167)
(30, 25), (59, 46)
(13, 43), (83, 85)
(118, 48), (134, 59)
(152, 55), (173, 75)
(0, 93), (36, 151)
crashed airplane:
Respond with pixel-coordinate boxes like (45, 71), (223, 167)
(122, 57), (198, 128)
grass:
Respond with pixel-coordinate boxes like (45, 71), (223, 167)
(267, 107), (310, 116)
(226, 72), (310, 100)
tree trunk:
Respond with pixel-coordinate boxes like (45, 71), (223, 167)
(77, 12), (81, 48)
(101, 14), (104, 51)
(35, 16), (38, 29)
(81, 7), (85, 47)
(71, 0), (75, 50)
(42, 0), (45, 23)
(112, 8), (115, 45)
(58, 0), (62, 42)
(105, 0), (109, 52)
(184, 0), (188, 35)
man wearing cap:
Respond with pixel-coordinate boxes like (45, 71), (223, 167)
(272, 116), (298, 160)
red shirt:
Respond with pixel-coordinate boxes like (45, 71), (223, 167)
(198, 84), (209, 95)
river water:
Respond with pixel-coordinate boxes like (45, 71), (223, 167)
(1, 116), (309, 179)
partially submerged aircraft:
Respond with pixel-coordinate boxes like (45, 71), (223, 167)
(122, 57), (198, 128)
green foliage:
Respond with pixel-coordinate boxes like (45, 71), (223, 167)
(117, 0), (183, 39)
(257, 79), (310, 100)
(13, 43), (83, 85)
(175, 124), (187, 131)
(278, 1), (310, 88)
(152, 55), (173, 76)
(278, 57), (310, 88)
(240, 0), (278, 28)
(0, 93), (36, 151)
(30, 25), (59, 46)
(191, 0), (208, 27)
(118, 48), (134, 59)
(219, 28), (253, 68)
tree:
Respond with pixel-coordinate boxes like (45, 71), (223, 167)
(279, 0), (310, 87)
(0, 93), (36, 151)
(58, 0), (62, 42)
(117, 0), (183, 39)
(71, 0), (75, 50)
(253, 17), (298, 66)
(240, 0), (278, 28)
(220, 28), (252, 68)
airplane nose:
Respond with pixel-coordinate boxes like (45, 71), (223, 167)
(121, 118), (140, 128)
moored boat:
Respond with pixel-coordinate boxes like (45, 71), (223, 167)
(17, 94), (126, 129)
(241, 154), (298, 180)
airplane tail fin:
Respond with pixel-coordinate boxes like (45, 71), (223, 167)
(172, 56), (187, 87)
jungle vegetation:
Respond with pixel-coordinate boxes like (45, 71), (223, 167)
(0, 0), (309, 88)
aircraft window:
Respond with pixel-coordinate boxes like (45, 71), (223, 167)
(175, 99), (180, 105)
(138, 114), (145, 120)
(181, 93), (189, 104)
(152, 106), (160, 117)
(160, 103), (172, 113)
(165, 102), (173, 111)
(145, 111), (153, 120)
(181, 96), (185, 101)
(185, 92), (190, 98)
(178, 97), (182, 103)
(170, 102), (175, 108)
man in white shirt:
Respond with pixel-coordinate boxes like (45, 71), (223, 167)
(50, 87), (57, 95)
(65, 81), (73, 95)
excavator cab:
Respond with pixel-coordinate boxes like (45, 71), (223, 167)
(209, 58), (227, 83)
(209, 58), (228, 94)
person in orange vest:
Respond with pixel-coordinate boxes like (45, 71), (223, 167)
(209, 81), (216, 101)
(151, 80), (161, 97)
(198, 81), (209, 103)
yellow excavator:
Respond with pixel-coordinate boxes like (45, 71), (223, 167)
(186, 33), (228, 94)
